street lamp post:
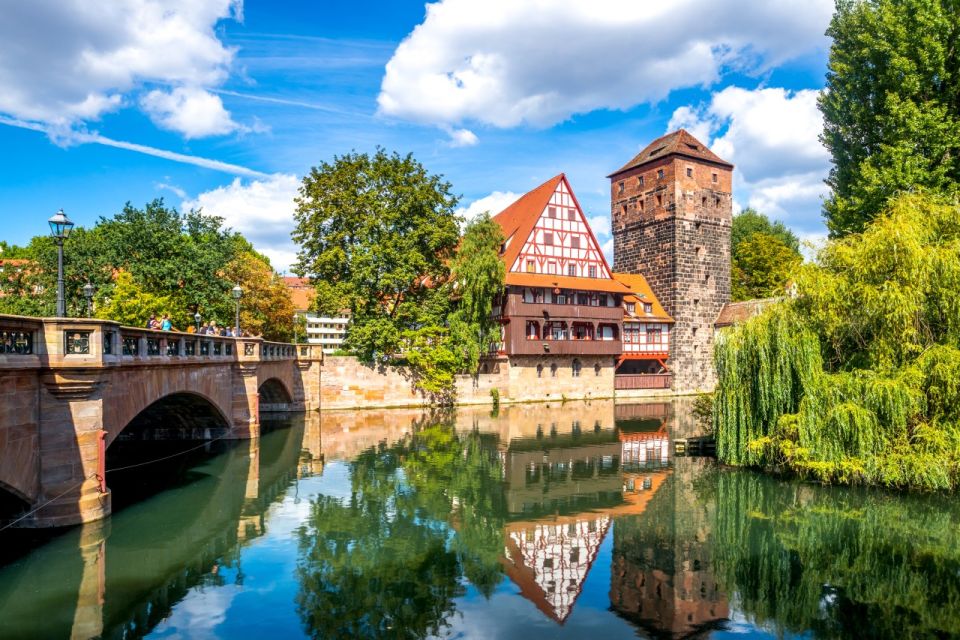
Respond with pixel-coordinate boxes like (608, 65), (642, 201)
(82, 282), (94, 318)
(47, 209), (74, 317)
(194, 311), (202, 333)
(232, 284), (243, 337)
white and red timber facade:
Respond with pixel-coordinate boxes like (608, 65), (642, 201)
(487, 128), (732, 396)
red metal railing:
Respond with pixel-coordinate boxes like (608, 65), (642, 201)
(614, 373), (672, 390)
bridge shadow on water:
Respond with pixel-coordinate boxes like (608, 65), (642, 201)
(0, 407), (308, 640)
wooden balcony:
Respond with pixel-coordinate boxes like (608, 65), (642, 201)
(614, 374), (673, 390)
(502, 296), (623, 321)
(505, 335), (622, 356)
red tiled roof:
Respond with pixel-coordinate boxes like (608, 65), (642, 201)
(611, 272), (673, 322)
(715, 298), (778, 327)
(504, 271), (632, 294)
(282, 276), (315, 312)
(608, 129), (733, 177)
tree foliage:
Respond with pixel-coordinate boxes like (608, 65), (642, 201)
(820, 0), (960, 236)
(292, 150), (505, 400)
(715, 194), (960, 490)
(730, 209), (802, 301)
(0, 200), (293, 339)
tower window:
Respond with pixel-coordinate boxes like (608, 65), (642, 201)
(715, 197), (721, 207)
(638, 175), (644, 187)
(639, 199), (645, 212)
(686, 167), (693, 178)
(618, 181), (624, 194)
(712, 173), (718, 183)
(702, 196), (707, 207)
(621, 204), (627, 216)
(657, 169), (664, 180)
(656, 194), (662, 207)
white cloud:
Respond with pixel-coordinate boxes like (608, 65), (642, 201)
(141, 86), (241, 138)
(442, 125), (479, 147)
(587, 215), (611, 238)
(183, 174), (300, 271)
(0, 0), (244, 136)
(455, 191), (520, 224)
(378, 0), (832, 138)
(669, 86), (831, 231)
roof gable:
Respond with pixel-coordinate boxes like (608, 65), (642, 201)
(493, 175), (620, 289)
(609, 129), (733, 177)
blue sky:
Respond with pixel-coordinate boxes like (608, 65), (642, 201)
(0, 0), (835, 271)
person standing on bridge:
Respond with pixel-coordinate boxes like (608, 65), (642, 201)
(160, 314), (174, 331)
(146, 314), (160, 330)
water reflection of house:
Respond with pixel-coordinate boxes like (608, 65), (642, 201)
(496, 403), (677, 626)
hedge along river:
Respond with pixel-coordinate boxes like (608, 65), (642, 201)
(0, 400), (958, 639)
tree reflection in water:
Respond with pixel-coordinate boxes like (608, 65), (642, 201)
(295, 416), (506, 639)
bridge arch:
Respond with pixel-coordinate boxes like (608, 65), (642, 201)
(258, 377), (294, 413)
(0, 481), (31, 522)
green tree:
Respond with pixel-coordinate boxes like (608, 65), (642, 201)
(731, 232), (802, 301)
(222, 251), (296, 340)
(820, 0), (960, 236)
(731, 208), (800, 254)
(95, 270), (176, 327)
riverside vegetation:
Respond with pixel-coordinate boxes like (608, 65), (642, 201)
(714, 194), (960, 490)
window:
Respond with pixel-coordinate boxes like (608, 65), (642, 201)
(549, 206), (557, 218)
(639, 199), (644, 212)
(567, 264), (577, 277)
(567, 209), (576, 221)
(657, 169), (664, 179)
(526, 321), (539, 340)
(571, 236), (580, 249)
(572, 359), (581, 378)
(556, 293), (567, 304)
(643, 302), (653, 314)
(712, 172), (718, 183)
(599, 325), (615, 340)
(702, 196), (707, 207)
(550, 363), (558, 377)
(598, 294), (607, 306)
(577, 293), (589, 305)
(533, 288), (544, 303)
(544, 232), (554, 245)
(656, 194), (662, 207)
(715, 197), (721, 207)
(537, 363), (543, 378)
(588, 265), (597, 278)
(626, 302), (636, 314)
(547, 261), (557, 274)
(686, 167), (693, 178)
(638, 175), (644, 187)
(526, 259), (535, 273)
(618, 181), (624, 194)
(595, 363), (602, 376)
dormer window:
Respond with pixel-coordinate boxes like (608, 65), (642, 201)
(626, 302), (636, 314)
(643, 302), (653, 314)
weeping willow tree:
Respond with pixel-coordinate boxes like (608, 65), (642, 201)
(714, 194), (960, 490)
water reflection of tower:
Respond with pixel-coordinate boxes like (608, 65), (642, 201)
(609, 459), (729, 638)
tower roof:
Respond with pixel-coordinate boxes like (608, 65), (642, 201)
(608, 129), (733, 177)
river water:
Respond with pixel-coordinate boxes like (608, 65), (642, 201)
(1, 399), (958, 639)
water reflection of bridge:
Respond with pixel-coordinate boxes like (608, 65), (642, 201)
(0, 414), (318, 640)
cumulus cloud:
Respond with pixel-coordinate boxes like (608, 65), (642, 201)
(669, 86), (831, 231)
(378, 0), (832, 138)
(455, 190), (521, 224)
(183, 174), (301, 271)
(0, 0), (244, 137)
(141, 86), (242, 138)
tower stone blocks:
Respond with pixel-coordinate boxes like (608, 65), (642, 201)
(611, 131), (732, 392)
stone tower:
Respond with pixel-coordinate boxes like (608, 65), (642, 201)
(610, 130), (732, 392)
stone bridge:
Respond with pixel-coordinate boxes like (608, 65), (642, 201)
(0, 315), (322, 528)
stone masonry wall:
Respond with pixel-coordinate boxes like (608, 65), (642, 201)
(612, 156), (732, 393)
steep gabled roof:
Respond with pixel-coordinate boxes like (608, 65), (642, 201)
(612, 272), (672, 322)
(608, 129), (733, 177)
(492, 174), (565, 269)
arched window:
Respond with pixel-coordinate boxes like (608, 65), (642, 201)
(550, 363), (558, 378)
(572, 359), (581, 378)
(536, 363), (543, 378)
(594, 363), (602, 376)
